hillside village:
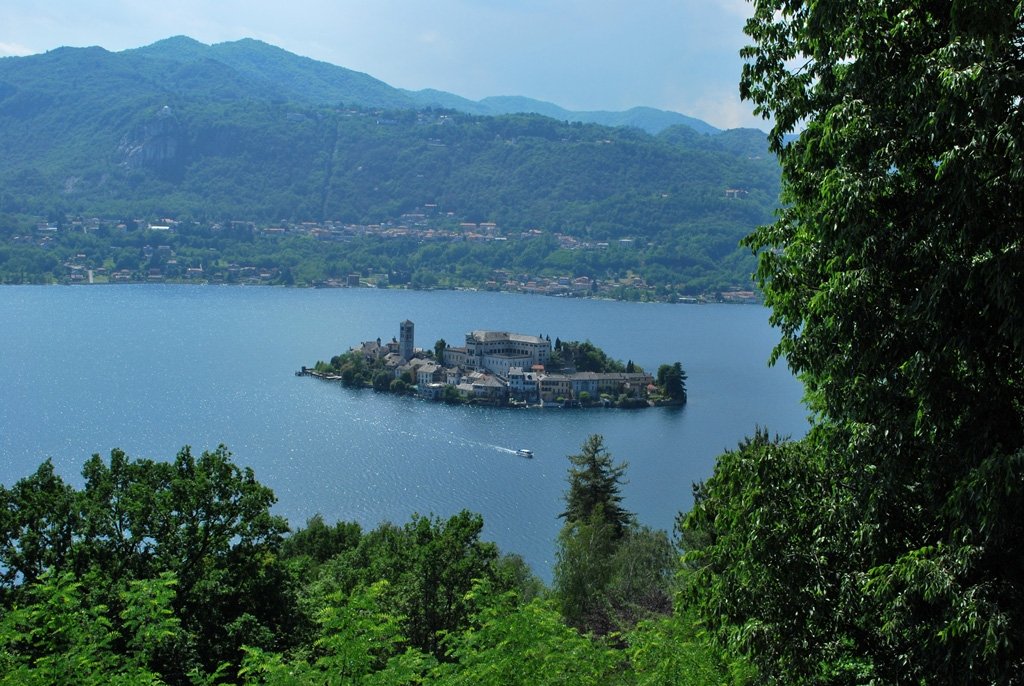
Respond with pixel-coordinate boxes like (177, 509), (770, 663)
(301, 320), (687, 408)
(6, 213), (758, 303)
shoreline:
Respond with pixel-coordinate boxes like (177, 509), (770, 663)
(295, 367), (687, 411)
(0, 280), (762, 305)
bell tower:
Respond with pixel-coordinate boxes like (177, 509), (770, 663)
(399, 320), (414, 361)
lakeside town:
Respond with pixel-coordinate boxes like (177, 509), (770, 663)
(7, 214), (759, 303)
(299, 320), (688, 408)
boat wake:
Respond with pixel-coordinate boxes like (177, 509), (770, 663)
(354, 415), (531, 459)
(450, 439), (532, 459)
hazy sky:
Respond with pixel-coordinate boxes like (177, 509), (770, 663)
(0, 1), (766, 130)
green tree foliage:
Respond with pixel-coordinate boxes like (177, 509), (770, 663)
(435, 582), (623, 686)
(682, 431), (865, 683)
(323, 587), (435, 685)
(440, 384), (465, 405)
(371, 370), (393, 392)
(604, 526), (676, 627)
(555, 436), (675, 636)
(280, 514), (363, 565)
(556, 519), (677, 638)
(0, 446), (297, 682)
(0, 442), (749, 685)
(240, 581), (435, 686)
(0, 570), (185, 686)
(684, 1), (1024, 684)
(655, 362), (687, 402)
(287, 510), (516, 662)
(559, 435), (632, 539)
(0, 460), (79, 590)
(548, 341), (626, 374)
(555, 514), (620, 634)
(625, 609), (754, 686)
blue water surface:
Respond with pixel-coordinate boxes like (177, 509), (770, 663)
(0, 285), (807, 577)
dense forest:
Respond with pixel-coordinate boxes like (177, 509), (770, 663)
(0, 438), (737, 685)
(0, 38), (778, 295)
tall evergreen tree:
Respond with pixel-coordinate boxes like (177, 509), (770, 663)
(555, 435), (638, 634)
(661, 361), (687, 402)
(555, 437), (676, 636)
(559, 434), (632, 540)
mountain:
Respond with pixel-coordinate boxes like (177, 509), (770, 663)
(122, 37), (724, 134)
(126, 36), (418, 110)
(0, 36), (778, 292)
(122, 37), (722, 135)
(478, 98), (719, 136)
(400, 91), (721, 135)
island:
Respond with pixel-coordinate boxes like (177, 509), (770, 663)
(298, 320), (687, 408)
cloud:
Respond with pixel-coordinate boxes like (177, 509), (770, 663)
(715, 0), (755, 19)
(687, 87), (768, 130)
(417, 30), (443, 46)
(0, 41), (33, 56)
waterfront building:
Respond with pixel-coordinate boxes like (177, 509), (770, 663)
(537, 371), (655, 403)
(458, 371), (508, 402)
(443, 330), (550, 378)
(508, 367), (540, 403)
(416, 362), (443, 387)
(539, 373), (572, 403)
(355, 337), (385, 363)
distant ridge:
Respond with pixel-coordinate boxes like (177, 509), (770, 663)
(126, 36), (415, 110)
(480, 98), (720, 136)
(122, 36), (723, 135)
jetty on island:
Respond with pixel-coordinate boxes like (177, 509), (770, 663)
(298, 320), (687, 409)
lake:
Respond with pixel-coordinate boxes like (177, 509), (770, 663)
(0, 285), (807, 577)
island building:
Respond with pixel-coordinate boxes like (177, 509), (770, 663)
(399, 320), (415, 361)
(507, 367), (540, 399)
(442, 330), (550, 378)
(355, 321), (654, 406)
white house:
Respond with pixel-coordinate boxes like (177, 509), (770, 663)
(508, 367), (539, 402)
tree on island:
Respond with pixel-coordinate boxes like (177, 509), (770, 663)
(441, 384), (465, 404)
(548, 340), (626, 373)
(372, 370), (392, 391)
(657, 362), (687, 402)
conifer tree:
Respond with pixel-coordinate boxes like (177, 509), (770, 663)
(559, 434), (632, 540)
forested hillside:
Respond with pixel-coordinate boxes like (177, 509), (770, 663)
(0, 37), (778, 294)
